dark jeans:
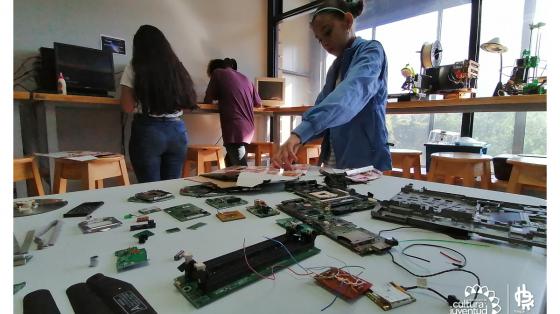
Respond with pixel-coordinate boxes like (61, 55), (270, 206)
(224, 143), (248, 167)
(129, 115), (188, 183)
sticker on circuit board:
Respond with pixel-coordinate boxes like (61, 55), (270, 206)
(216, 210), (246, 222)
(366, 282), (416, 310)
(164, 204), (211, 222)
(205, 196), (248, 209)
(315, 267), (372, 300)
(128, 190), (174, 203)
(115, 247), (148, 272)
(78, 217), (122, 234)
(113, 290), (148, 313)
(246, 200), (280, 218)
(138, 206), (161, 215)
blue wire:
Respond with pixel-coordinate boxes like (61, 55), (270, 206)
(264, 236), (308, 272)
(321, 295), (338, 311)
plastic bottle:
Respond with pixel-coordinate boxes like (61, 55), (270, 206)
(57, 73), (67, 95)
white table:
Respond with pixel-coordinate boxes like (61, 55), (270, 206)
(13, 173), (546, 314)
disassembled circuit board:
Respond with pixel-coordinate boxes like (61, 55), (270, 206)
(315, 268), (372, 300)
(173, 228), (320, 308)
(115, 247), (148, 272)
(180, 183), (227, 198)
(128, 190), (174, 203)
(365, 282), (416, 310)
(371, 184), (547, 248)
(277, 199), (397, 255)
(284, 180), (377, 215)
(164, 204), (211, 222)
(246, 199), (280, 218)
(216, 210), (246, 222)
(205, 196), (248, 209)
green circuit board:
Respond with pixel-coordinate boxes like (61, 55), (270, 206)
(205, 196), (248, 209)
(164, 203), (210, 222)
(115, 247), (148, 272)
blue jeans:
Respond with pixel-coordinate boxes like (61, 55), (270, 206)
(129, 115), (188, 183)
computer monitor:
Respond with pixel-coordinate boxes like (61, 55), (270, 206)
(54, 42), (115, 96)
(255, 77), (285, 107)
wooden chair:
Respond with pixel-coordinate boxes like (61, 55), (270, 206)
(246, 142), (274, 166)
(507, 156), (546, 194)
(53, 154), (130, 194)
(13, 156), (45, 196)
(390, 149), (422, 179)
(296, 143), (321, 165)
(427, 152), (493, 189)
(184, 145), (225, 176)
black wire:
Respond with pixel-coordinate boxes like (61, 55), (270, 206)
(377, 226), (423, 237)
(14, 56), (39, 75)
(387, 250), (480, 301)
(402, 243), (467, 267)
(13, 83), (31, 92)
(402, 286), (449, 303)
(14, 69), (36, 82)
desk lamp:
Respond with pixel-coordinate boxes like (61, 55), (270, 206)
(480, 37), (508, 96)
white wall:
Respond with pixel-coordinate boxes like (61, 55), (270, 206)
(14, 0), (268, 187)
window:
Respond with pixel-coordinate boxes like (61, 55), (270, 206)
(473, 112), (515, 156)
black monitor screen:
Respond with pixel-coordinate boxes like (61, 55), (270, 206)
(54, 42), (115, 93)
(258, 81), (283, 101)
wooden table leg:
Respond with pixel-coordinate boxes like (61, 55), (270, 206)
(507, 165), (522, 194)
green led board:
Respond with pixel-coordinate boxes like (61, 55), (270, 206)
(115, 247), (148, 272)
(164, 204), (210, 222)
(246, 205), (280, 218)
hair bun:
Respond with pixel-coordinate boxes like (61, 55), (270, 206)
(348, 0), (364, 18)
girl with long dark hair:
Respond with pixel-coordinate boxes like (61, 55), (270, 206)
(120, 24), (198, 182)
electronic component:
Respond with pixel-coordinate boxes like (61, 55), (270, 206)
(115, 247), (148, 272)
(205, 196), (248, 209)
(129, 190), (174, 203)
(14, 282), (26, 295)
(371, 184), (547, 248)
(216, 210), (246, 222)
(138, 206), (162, 215)
(180, 183), (226, 198)
(284, 180), (377, 215)
(166, 227), (181, 233)
(78, 217), (122, 234)
(315, 268), (372, 300)
(14, 254), (33, 266)
(365, 282), (416, 310)
(63, 201), (104, 218)
(174, 250), (185, 261)
(34, 219), (63, 249)
(187, 222), (207, 230)
(14, 199), (68, 217)
(89, 256), (98, 268)
(133, 230), (154, 244)
(136, 216), (149, 222)
(173, 228), (320, 308)
(130, 220), (156, 231)
(164, 203), (210, 222)
(246, 199), (280, 218)
(23, 289), (61, 314)
(66, 273), (157, 314)
(277, 199), (396, 255)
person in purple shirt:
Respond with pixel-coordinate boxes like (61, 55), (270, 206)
(204, 58), (262, 166)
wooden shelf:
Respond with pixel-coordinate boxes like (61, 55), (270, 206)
(13, 91), (31, 100)
(32, 93), (120, 105)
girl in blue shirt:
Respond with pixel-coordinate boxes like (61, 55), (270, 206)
(272, 0), (391, 171)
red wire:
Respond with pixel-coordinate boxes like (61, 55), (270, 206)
(440, 251), (463, 264)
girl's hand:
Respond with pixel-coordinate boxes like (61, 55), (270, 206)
(272, 134), (301, 170)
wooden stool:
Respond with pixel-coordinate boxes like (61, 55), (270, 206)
(297, 143), (321, 165)
(53, 154), (130, 194)
(184, 145), (225, 176)
(390, 149), (422, 179)
(507, 156), (546, 194)
(14, 156), (45, 196)
(246, 142), (274, 166)
(427, 152), (492, 189)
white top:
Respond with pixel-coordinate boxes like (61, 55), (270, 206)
(120, 62), (183, 118)
(13, 172), (547, 313)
